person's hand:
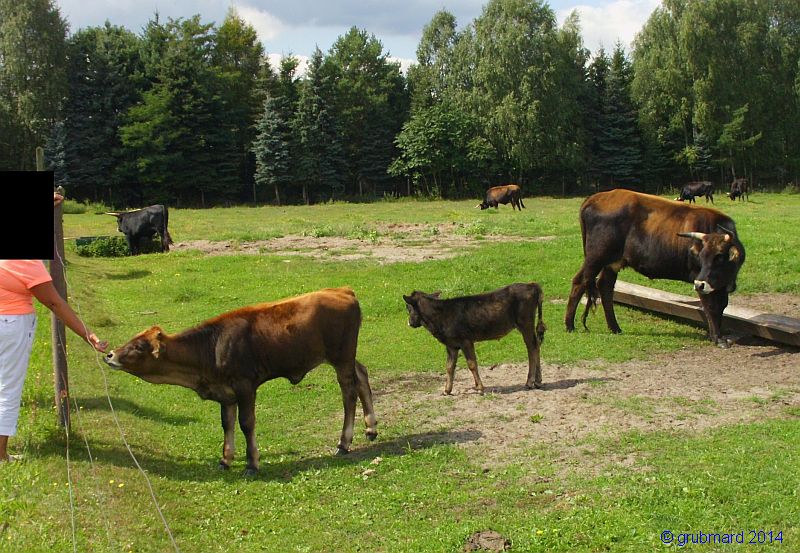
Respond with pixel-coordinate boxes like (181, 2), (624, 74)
(54, 193), (64, 206)
(87, 333), (109, 353)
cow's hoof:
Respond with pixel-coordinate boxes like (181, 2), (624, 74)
(716, 339), (731, 349)
(243, 467), (258, 477)
(335, 445), (350, 456)
(218, 461), (230, 471)
(365, 431), (378, 442)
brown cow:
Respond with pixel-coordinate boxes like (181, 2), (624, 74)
(565, 190), (745, 346)
(476, 184), (525, 210)
(403, 283), (546, 394)
(104, 287), (377, 475)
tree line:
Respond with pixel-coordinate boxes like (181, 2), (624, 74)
(2, 0), (799, 207)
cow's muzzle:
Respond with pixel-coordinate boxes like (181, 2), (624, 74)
(104, 351), (122, 368)
(693, 280), (714, 294)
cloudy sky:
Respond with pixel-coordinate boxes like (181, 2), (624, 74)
(55, 0), (660, 71)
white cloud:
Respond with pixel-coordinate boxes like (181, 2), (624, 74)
(557, 0), (659, 53)
(233, 3), (286, 41)
(389, 56), (415, 75)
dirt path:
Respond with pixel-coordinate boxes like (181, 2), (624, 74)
(170, 223), (556, 264)
(376, 340), (800, 475)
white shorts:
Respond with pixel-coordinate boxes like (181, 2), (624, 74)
(0, 313), (37, 436)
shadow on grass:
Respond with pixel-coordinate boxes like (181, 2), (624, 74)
(22, 394), (200, 425)
(488, 376), (617, 395)
(33, 428), (481, 483)
(104, 269), (151, 280)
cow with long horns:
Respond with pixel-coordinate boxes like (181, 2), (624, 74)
(565, 189), (745, 346)
(106, 204), (173, 255)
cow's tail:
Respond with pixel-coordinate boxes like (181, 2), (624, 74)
(163, 206), (174, 247)
(581, 277), (598, 331)
(577, 202), (598, 330)
(534, 282), (546, 344)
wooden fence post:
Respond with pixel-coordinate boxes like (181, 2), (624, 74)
(38, 147), (70, 428)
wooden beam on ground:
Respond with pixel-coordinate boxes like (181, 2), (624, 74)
(613, 280), (800, 347)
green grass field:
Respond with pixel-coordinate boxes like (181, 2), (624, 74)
(1, 193), (798, 552)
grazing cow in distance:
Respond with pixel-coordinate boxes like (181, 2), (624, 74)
(403, 283), (546, 394)
(676, 181), (714, 203)
(729, 178), (749, 201)
(477, 184), (525, 211)
(106, 204), (173, 255)
(104, 287), (378, 475)
(565, 189), (745, 346)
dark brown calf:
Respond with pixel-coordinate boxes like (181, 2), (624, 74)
(403, 283), (546, 394)
(105, 287), (377, 474)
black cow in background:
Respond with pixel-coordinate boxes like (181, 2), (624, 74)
(107, 205), (173, 255)
(729, 178), (749, 201)
(676, 181), (714, 203)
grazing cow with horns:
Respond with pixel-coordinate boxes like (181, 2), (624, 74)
(675, 181), (714, 203)
(106, 204), (173, 255)
(564, 189), (745, 346)
(104, 287), (378, 475)
(476, 184), (525, 211)
(729, 178), (749, 201)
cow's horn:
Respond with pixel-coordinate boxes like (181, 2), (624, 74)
(105, 212), (121, 217)
(677, 232), (707, 240)
(474, 203), (481, 209)
(717, 224), (735, 236)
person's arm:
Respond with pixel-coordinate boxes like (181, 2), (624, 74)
(30, 281), (108, 352)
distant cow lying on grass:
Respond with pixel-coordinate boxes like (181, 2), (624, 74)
(104, 287), (377, 475)
(403, 283), (546, 394)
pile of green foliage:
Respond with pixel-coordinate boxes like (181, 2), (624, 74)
(75, 236), (161, 257)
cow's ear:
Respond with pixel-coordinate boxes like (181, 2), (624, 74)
(402, 294), (414, 305)
(430, 291), (442, 298)
(150, 327), (164, 357)
(729, 246), (741, 262)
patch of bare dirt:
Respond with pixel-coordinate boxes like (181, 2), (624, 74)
(170, 224), (556, 264)
(376, 342), (800, 476)
(733, 293), (800, 319)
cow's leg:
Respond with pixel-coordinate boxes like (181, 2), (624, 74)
(597, 266), (622, 334)
(444, 347), (459, 395)
(461, 342), (484, 395)
(565, 268), (588, 332)
(354, 360), (378, 442)
(235, 388), (259, 475)
(519, 197), (526, 209)
(699, 290), (729, 347)
(124, 235), (137, 255)
(567, 262), (604, 332)
(519, 323), (543, 390)
(219, 402), (237, 470)
(334, 362), (358, 455)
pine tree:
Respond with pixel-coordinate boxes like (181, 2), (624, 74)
(293, 48), (344, 203)
(252, 95), (293, 205)
(596, 45), (642, 188)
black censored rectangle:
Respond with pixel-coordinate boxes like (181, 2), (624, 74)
(0, 171), (56, 260)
